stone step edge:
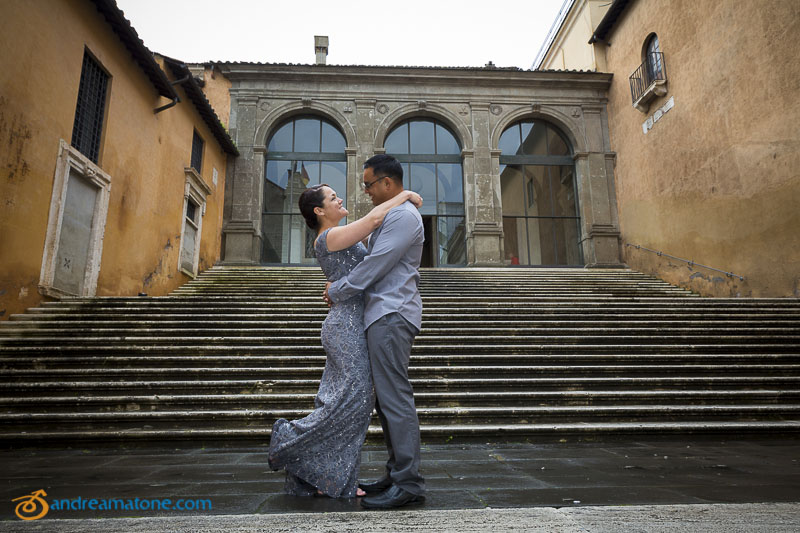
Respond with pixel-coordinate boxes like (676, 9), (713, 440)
(4, 355), (798, 363)
(1, 389), (797, 404)
(3, 421), (800, 441)
(3, 364), (800, 376)
(4, 327), (799, 335)
(3, 404), (800, 420)
(5, 335), (800, 342)
(33, 297), (799, 303)
(3, 377), (800, 390)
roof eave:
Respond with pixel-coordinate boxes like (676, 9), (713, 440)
(162, 56), (239, 157)
(588, 0), (633, 44)
(88, 0), (177, 99)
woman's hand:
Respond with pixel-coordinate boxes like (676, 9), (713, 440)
(407, 191), (423, 208)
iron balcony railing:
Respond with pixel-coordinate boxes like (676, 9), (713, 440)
(629, 52), (667, 103)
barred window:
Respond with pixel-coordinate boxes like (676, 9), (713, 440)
(71, 51), (109, 164)
(191, 130), (204, 172)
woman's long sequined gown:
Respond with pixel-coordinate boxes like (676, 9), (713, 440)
(268, 228), (375, 497)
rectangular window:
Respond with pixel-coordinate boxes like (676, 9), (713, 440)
(180, 167), (212, 277)
(191, 130), (204, 172)
(71, 51), (109, 164)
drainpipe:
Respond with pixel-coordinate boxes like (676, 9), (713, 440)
(153, 74), (191, 114)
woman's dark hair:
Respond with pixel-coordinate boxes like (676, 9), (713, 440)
(298, 184), (329, 230)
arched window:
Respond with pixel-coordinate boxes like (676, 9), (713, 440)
(385, 118), (465, 266)
(498, 120), (582, 266)
(644, 34), (664, 85)
(262, 116), (346, 264)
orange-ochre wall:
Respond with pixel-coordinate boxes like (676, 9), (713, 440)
(603, 0), (800, 297)
(0, 0), (229, 319)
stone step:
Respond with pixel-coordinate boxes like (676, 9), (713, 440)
(3, 390), (798, 411)
(2, 420), (799, 444)
(2, 405), (799, 433)
(3, 326), (798, 339)
(2, 344), (797, 357)
(3, 364), (799, 382)
(172, 288), (695, 295)
(3, 353), (798, 369)
(17, 304), (800, 317)
(2, 376), (799, 397)
(4, 318), (799, 329)
(10, 310), (800, 324)
(1, 265), (797, 443)
(2, 335), (798, 350)
(30, 295), (800, 304)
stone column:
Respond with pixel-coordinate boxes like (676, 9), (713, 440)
(575, 105), (622, 267)
(467, 102), (504, 265)
(222, 95), (261, 263)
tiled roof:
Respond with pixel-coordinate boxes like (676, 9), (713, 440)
(161, 56), (239, 157)
(87, 1), (237, 156)
(89, 0), (176, 99)
(210, 61), (526, 71)
(204, 61), (602, 75)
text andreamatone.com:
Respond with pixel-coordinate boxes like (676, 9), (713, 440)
(49, 496), (212, 512)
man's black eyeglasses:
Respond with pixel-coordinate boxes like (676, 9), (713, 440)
(362, 175), (388, 191)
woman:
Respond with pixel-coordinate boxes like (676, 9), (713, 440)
(268, 183), (422, 498)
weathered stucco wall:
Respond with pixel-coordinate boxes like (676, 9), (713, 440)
(0, 0), (228, 319)
(603, 0), (800, 297)
(198, 64), (232, 130)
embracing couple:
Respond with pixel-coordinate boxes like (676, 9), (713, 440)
(268, 154), (426, 509)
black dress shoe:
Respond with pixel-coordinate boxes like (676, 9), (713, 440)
(357, 477), (392, 495)
(360, 485), (425, 509)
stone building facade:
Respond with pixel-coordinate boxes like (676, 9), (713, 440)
(216, 63), (621, 268)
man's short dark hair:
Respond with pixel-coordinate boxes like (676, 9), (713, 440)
(364, 154), (403, 185)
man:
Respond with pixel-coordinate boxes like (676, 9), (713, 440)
(323, 154), (425, 509)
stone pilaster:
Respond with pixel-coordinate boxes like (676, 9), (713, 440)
(467, 102), (503, 265)
(222, 96), (261, 263)
(353, 99), (376, 219)
(574, 150), (622, 267)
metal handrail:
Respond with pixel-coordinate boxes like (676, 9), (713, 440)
(629, 52), (667, 103)
(624, 243), (745, 281)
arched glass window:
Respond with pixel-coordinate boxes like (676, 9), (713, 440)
(499, 120), (582, 266)
(262, 116), (346, 264)
(645, 34), (663, 84)
(385, 118), (465, 266)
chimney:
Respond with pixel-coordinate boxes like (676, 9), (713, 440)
(315, 36), (329, 65)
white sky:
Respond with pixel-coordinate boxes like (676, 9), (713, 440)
(115, 0), (565, 69)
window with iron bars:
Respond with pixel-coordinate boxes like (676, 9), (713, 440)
(71, 51), (109, 164)
(191, 130), (204, 173)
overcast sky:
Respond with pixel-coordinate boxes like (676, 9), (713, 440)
(115, 0), (565, 69)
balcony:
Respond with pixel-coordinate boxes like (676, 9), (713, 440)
(629, 52), (667, 112)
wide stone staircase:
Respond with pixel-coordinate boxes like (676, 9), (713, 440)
(1, 266), (799, 444)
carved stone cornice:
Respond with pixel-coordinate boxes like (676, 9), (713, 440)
(581, 105), (604, 114)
